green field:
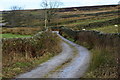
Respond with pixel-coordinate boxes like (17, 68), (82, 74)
(0, 12), (2, 23)
(89, 25), (119, 33)
(2, 5), (119, 31)
(1, 5), (119, 78)
(0, 33), (31, 38)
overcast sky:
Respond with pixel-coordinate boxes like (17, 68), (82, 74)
(0, 0), (119, 11)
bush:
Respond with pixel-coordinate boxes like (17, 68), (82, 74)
(2, 31), (62, 78)
(59, 28), (119, 78)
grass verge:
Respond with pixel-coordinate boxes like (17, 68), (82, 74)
(2, 31), (62, 78)
(2, 52), (57, 78)
(59, 29), (119, 78)
(44, 40), (78, 78)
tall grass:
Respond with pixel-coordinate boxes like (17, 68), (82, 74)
(2, 31), (62, 78)
(59, 29), (119, 78)
(2, 27), (44, 35)
(89, 25), (119, 33)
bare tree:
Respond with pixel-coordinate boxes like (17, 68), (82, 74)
(10, 6), (23, 10)
(41, 0), (63, 30)
(3, 6), (24, 27)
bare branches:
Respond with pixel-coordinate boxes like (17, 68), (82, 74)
(10, 6), (23, 11)
(41, 0), (63, 9)
(40, 0), (63, 29)
(41, 0), (48, 9)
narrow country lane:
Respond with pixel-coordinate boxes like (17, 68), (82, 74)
(17, 32), (91, 78)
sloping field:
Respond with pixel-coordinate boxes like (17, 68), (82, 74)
(0, 11), (2, 23)
(2, 4), (119, 78)
(2, 5), (120, 33)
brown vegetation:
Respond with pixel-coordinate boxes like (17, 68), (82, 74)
(2, 5), (119, 29)
(2, 27), (44, 35)
(59, 29), (119, 78)
(2, 31), (62, 78)
(1, 4), (119, 78)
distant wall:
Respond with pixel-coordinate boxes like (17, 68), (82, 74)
(58, 5), (118, 12)
(59, 28), (120, 49)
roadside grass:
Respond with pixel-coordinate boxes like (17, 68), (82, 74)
(44, 40), (78, 78)
(3, 52), (56, 78)
(2, 32), (62, 78)
(60, 28), (119, 78)
(89, 25), (119, 33)
(2, 5), (119, 78)
(0, 33), (31, 38)
(83, 47), (118, 78)
(44, 58), (73, 78)
(76, 31), (119, 78)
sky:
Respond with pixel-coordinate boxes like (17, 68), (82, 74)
(0, 0), (119, 11)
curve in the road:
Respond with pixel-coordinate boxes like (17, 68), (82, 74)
(17, 32), (91, 78)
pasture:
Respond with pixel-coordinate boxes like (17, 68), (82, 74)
(1, 4), (119, 78)
(88, 25), (119, 33)
(2, 5), (119, 31)
(0, 33), (31, 38)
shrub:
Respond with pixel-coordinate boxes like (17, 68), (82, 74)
(2, 31), (62, 78)
(59, 28), (119, 78)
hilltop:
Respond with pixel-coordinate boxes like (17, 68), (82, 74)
(2, 4), (120, 32)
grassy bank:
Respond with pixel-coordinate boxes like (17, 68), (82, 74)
(84, 48), (118, 78)
(0, 34), (31, 38)
(2, 31), (62, 78)
(59, 29), (119, 78)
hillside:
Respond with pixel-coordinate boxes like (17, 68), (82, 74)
(2, 4), (120, 33)
(1, 4), (119, 78)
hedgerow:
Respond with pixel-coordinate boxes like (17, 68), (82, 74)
(2, 31), (62, 78)
(59, 28), (119, 78)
